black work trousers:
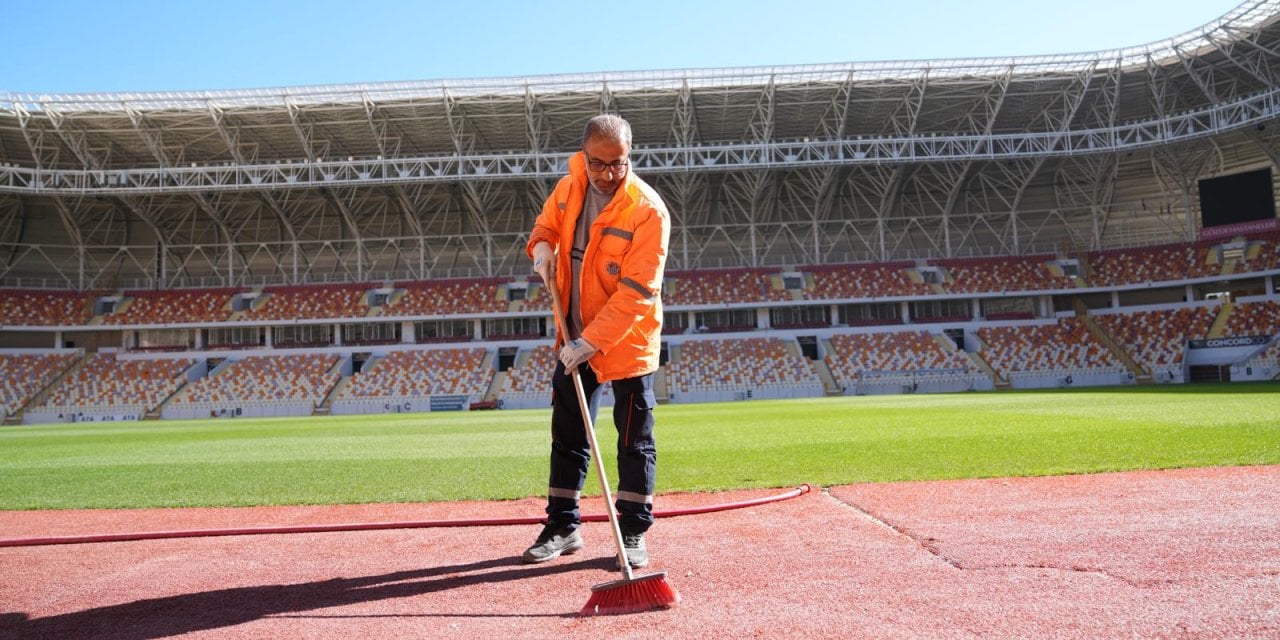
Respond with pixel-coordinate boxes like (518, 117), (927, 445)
(545, 360), (657, 535)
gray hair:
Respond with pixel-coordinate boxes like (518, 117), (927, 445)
(583, 114), (632, 148)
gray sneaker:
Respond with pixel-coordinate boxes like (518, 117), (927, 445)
(617, 532), (649, 568)
(521, 523), (583, 564)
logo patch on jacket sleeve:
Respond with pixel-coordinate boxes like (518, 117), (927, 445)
(607, 261), (621, 276)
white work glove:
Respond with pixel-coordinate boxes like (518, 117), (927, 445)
(532, 242), (555, 285)
(559, 337), (598, 370)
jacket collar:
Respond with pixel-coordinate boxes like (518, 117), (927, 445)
(569, 151), (636, 206)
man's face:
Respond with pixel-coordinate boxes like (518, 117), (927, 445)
(583, 135), (630, 195)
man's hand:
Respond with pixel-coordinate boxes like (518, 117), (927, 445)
(559, 338), (597, 370)
(532, 242), (555, 285)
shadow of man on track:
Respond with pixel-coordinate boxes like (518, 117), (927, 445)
(1, 555), (612, 640)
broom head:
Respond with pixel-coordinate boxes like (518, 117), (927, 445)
(579, 570), (681, 616)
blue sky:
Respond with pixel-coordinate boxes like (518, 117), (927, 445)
(3, 0), (1248, 94)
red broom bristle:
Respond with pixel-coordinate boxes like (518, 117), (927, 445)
(579, 572), (681, 616)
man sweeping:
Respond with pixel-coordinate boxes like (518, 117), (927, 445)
(523, 114), (671, 571)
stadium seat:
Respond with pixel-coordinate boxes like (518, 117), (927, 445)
(100, 288), (242, 325)
(384, 278), (508, 317)
(1093, 307), (1215, 370)
(824, 331), (976, 388)
(339, 348), (493, 398)
(173, 353), (340, 406)
(242, 284), (372, 321)
(806, 262), (933, 300)
(37, 354), (193, 413)
(665, 337), (819, 392)
(0, 289), (96, 326)
(932, 255), (1073, 294)
(1224, 300), (1280, 337)
(976, 319), (1121, 377)
(0, 353), (79, 415)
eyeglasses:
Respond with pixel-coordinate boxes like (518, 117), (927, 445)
(586, 157), (629, 173)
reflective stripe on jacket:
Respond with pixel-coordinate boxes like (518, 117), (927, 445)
(527, 151), (670, 383)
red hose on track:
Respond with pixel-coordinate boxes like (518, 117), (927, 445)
(0, 484), (811, 548)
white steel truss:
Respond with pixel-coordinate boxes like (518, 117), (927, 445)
(1, 87), (1277, 197)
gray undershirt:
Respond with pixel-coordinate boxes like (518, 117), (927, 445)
(569, 186), (614, 340)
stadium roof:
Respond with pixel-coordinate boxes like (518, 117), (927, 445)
(4, 0), (1275, 109)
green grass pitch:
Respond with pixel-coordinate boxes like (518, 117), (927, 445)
(0, 383), (1276, 510)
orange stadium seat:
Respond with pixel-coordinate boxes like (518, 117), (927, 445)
(0, 353), (79, 415)
(1085, 242), (1219, 287)
(501, 345), (557, 395)
(664, 268), (774, 306)
(36, 354), (193, 412)
(519, 281), (552, 313)
(242, 283), (372, 321)
(173, 353), (340, 406)
(340, 348), (492, 398)
(805, 262), (933, 300)
(384, 278), (508, 316)
(1225, 300), (1280, 337)
(1093, 307), (1215, 369)
(100, 288), (243, 325)
(976, 319), (1121, 377)
(1256, 233), (1280, 271)
(932, 255), (1073, 294)
(665, 337), (818, 392)
(0, 289), (96, 326)
(824, 331), (976, 388)
(1250, 337), (1280, 364)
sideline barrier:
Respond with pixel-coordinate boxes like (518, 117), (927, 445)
(848, 373), (992, 395)
(500, 386), (616, 410)
(329, 394), (478, 415)
(667, 383), (823, 404)
(1231, 362), (1279, 381)
(1008, 367), (1131, 389)
(24, 405), (144, 424)
(162, 400), (312, 420)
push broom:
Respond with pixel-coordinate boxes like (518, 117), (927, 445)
(546, 282), (680, 616)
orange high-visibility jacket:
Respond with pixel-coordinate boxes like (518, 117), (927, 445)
(527, 151), (671, 383)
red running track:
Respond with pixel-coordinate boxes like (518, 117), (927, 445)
(1, 466), (1276, 639)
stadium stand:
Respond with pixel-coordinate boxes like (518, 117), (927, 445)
(500, 345), (556, 396)
(664, 268), (773, 306)
(805, 262), (933, 300)
(100, 288), (243, 325)
(494, 344), (556, 409)
(241, 283), (372, 321)
(1255, 233), (1280, 271)
(1247, 337), (1280, 365)
(934, 255), (1074, 294)
(824, 331), (977, 385)
(0, 289), (96, 326)
(172, 353), (341, 406)
(34, 353), (193, 414)
(1085, 242), (1220, 287)
(0, 352), (79, 416)
(515, 281), (551, 313)
(1226, 232), (1279, 274)
(665, 337), (820, 394)
(1232, 302), (1280, 381)
(384, 278), (509, 317)
(1224, 300), (1280, 337)
(1092, 307), (1216, 371)
(976, 319), (1123, 378)
(340, 348), (493, 399)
